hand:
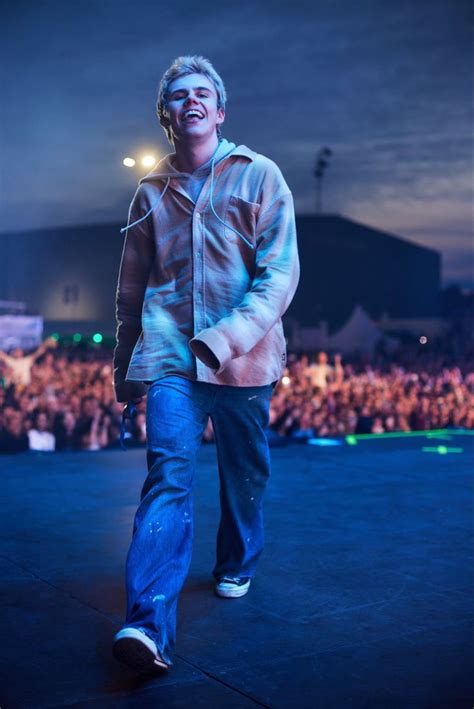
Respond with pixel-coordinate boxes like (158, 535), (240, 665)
(123, 400), (140, 419)
(125, 397), (143, 408)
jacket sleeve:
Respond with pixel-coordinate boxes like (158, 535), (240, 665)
(189, 175), (300, 374)
(113, 192), (155, 402)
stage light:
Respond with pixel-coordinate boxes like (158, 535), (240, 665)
(308, 438), (342, 446)
(142, 155), (156, 167)
(51, 333), (60, 341)
(92, 333), (103, 344)
(422, 446), (463, 454)
(123, 157), (136, 167)
(73, 333), (82, 343)
(281, 376), (291, 386)
(345, 430), (473, 446)
(419, 335), (428, 344)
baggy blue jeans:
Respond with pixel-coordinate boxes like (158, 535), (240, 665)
(122, 374), (275, 666)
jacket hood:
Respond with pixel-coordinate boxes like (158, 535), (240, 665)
(121, 139), (258, 249)
(138, 138), (255, 183)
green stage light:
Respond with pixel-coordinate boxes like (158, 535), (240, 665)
(344, 429), (474, 442)
(92, 333), (103, 344)
(422, 446), (464, 455)
(344, 429), (473, 447)
(72, 333), (82, 343)
(51, 333), (60, 341)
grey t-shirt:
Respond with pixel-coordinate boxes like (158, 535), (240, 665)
(168, 139), (235, 203)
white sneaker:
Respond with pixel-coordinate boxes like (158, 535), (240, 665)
(112, 627), (169, 672)
(215, 576), (251, 598)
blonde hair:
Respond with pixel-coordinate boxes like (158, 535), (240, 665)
(156, 55), (227, 143)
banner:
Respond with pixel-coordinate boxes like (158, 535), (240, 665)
(0, 316), (43, 351)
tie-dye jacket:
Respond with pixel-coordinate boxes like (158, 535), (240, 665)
(113, 138), (300, 402)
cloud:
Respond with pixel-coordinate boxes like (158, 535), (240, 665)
(1, 0), (472, 285)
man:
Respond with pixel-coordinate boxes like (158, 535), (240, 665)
(306, 351), (333, 391)
(0, 336), (57, 388)
(112, 55), (300, 673)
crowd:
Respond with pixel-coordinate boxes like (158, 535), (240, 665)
(270, 350), (473, 439)
(0, 337), (473, 454)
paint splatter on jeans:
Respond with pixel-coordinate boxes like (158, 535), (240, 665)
(122, 374), (274, 665)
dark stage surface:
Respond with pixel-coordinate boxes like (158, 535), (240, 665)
(1, 431), (473, 708)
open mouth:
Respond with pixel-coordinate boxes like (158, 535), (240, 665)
(182, 109), (205, 122)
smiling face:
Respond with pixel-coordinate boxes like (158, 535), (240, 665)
(161, 72), (225, 144)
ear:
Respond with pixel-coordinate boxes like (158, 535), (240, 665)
(216, 107), (225, 126)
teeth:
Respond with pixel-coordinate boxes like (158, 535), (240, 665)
(184, 110), (204, 119)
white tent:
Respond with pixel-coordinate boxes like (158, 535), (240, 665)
(329, 304), (397, 353)
(292, 305), (399, 355)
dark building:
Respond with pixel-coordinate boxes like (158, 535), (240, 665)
(0, 222), (124, 336)
(287, 214), (441, 333)
(0, 214), (441, 338)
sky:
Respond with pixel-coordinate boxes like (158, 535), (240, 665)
(1, 0), (472, 287)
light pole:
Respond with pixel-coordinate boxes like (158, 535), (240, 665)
(314, 147), (332, 213)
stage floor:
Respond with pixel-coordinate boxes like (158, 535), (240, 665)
(1, 431), (473, 708)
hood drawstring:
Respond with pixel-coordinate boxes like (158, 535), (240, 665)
(120, 177), (171, 235)
(208, 158), (255, 249)
(120, 154), (255, 249)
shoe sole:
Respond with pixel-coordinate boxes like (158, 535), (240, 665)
(113, 636), (169, 673)
(215, 582), (251, 598)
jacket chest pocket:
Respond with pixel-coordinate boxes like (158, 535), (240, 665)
(223, 195), (261, 246)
